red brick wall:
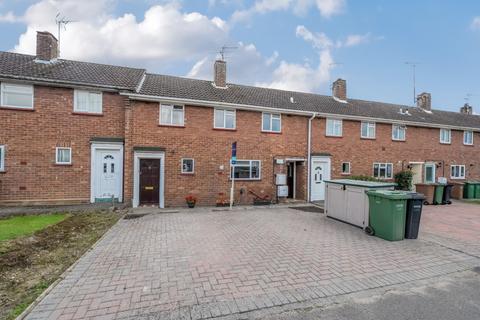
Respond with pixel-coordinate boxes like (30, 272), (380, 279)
(311, 118), (480, 181)
(0, 85), (125, 205)
(125, 101), (309, 207)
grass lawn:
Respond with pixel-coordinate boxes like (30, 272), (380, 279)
(0, 210), (122, 320)
(0, 214), (68, 242)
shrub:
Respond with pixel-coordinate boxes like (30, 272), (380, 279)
(394, 170), (413, 190)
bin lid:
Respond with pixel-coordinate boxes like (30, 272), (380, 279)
(366, 190), (412, 199)
(406, 192), (426, 200)
(325, 179), (396, 188)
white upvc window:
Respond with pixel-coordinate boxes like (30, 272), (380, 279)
(181, 158), (194, 174)
(341, 162), (351, 175)
(230, 160), (261, 180)
(392, 124), (406, 141)
(440, 128), (451, 144)
(74, 90), (102, 114)
(160, 104), (184, 126)
(1, 83), (34, 109)
(463, 131), (473, 145)
(361, 121), (376, 139)
(214, 108), (236, 129)
(262, 112), (281, 132)
(56, 147), (72, 165)
(373, 163), (393, 179)
(0, 145), (5, 171)
(450, 165), (465, 179)
(326, 118), (342, 137)
(424, 163), (436, 183)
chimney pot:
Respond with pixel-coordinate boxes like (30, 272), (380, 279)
(460, 103), (473, 115)
(36, 31), (58, 61)
(416, 92), (431, 111)
(332, 79), (347, 101)
(214, 60), (227, 88)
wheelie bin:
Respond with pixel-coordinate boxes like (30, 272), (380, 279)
(442, 184), (453, 204)
(450, 182), (464, 200)
(366, 190), (411, 241)
(475, 182), (480, 199)
(463, 181), (476, 199)
(433, 184), (444, 205)
(405, 193), (425, 239)
(415, 184), (435, 205)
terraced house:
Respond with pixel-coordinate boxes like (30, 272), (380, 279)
(0, 31), (479, 207)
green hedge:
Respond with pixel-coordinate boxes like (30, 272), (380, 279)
(394, 170), (413, 190)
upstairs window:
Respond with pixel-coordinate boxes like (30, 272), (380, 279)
(326, 118), (342, 137)
(231, 160), (261, 180)
(74, 90), (102, 114)
(373, 163), (393, 179)
(361, 122), (376, 139)
(440, 128), (451, 144)
(160, 104), (184, 126)
(0, 145), (5, 171)
(392, 124), (406, 141)
(1, 83), (34, 109)
(214, 109), (235, 129)
(464, 131), (473, 145)
(56, 147), (72, 165)
(450, 165), (465, 179)
(262, 113), (281, 132)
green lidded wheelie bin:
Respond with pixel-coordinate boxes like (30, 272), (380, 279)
(475, 182), (480, 199)
(366, 190), (411, 241)
(463, 181), (476, 199)
(433, 184), (444, 205)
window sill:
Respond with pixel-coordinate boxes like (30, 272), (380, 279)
(0, 106), (35, 112)
(360, 137), (376, 140)
(180, 172), (195, 175)
(213, 128), (237, 132)
(0, 170), (5, 174)
(72, 112), (103, 117)
(392, 139), (406, 142)
(261, 130), (282, 135)
(341, 172), (351, 175)
(229, 179), (261, 181)
(440, 142), (451, 145)
(54, 163), (72, 166)
(325, 135), (343, 138)
(158, 124), (185, 128)
(450, 177), (465, 180)
(463, 144), (474, 147)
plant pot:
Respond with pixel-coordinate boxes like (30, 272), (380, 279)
(187, 202), (196, 208)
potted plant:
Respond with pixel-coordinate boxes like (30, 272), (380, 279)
(185, 195), (197, 208)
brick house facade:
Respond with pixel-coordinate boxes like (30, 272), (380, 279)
(0, 32), (479, 207)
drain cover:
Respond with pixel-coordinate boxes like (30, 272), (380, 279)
(290, 206), (324, 213)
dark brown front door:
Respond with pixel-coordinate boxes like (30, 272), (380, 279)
(139, 159), (160, 205)
(287, 162), (294, 198)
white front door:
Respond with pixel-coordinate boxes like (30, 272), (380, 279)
(93, 149), (122, 202)
(311, 157), (331, 201)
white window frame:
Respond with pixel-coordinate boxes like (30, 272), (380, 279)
(440, 128), (451, 144)
(361, 121), (376, 139)
(261, 112), (281, 133)
(424, 163), (436, 183)
(373, 163), (393, 179)
(0, 145), (5, 172)
(214, 108), (236, 129)
(73, 89), (103, 114)
(181, 158), (195, 174)
(230, 160), (261, 180)
(0, 82), (34, 109)
(55, 147), (72, 165)
(450, 165), (466, 179)
(463, 130), (474, 145)
(341, 162), (351, 175)
(392, 124), (406, 141)
(159, 104), (184, 126)
(326, 118), (343, 137)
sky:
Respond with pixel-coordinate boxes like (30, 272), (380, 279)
(0, 0), (479, 112)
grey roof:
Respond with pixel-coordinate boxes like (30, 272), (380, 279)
(140, 73), (480, 129)
(0, 51), (145, 90)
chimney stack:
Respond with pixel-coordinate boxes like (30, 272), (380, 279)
(416, 92), (431, 111)
(214, 60), (227, 88)
(460, 103), (473, 115)
(332, 79), (347, 101)
(36, 31), (58, 61)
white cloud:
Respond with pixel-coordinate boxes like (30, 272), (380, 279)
(296, 25), (333, 49)
(343, 32), (372, 47)
(471, 17), (480, 30)
(0, 11), (20, 23)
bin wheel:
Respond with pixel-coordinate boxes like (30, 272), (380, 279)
(423, 201), (429, 205)
(447, 201), (452, 205)
(365, 226), (375, 236)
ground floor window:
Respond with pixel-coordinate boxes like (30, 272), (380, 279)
(56, 147), (72, 165)
(341, 162), (351, 174)
(450, 165), (465, 179)
(231, 160), (261, 180)
(181, 158), (194, 174)
(373, 163), (393, 179)
(0, 145), (4, 171)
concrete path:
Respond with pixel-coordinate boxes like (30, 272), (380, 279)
(25, 203), (480, 320)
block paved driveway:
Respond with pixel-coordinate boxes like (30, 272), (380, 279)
(26, 203), (480, 320)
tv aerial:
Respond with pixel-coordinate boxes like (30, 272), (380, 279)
(218, 45), (238, 61)
(55, 13), (76, 56)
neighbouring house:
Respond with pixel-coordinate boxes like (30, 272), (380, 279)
(0, 31), (479, 207)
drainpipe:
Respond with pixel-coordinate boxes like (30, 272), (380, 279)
(307, 112), (317, 202)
